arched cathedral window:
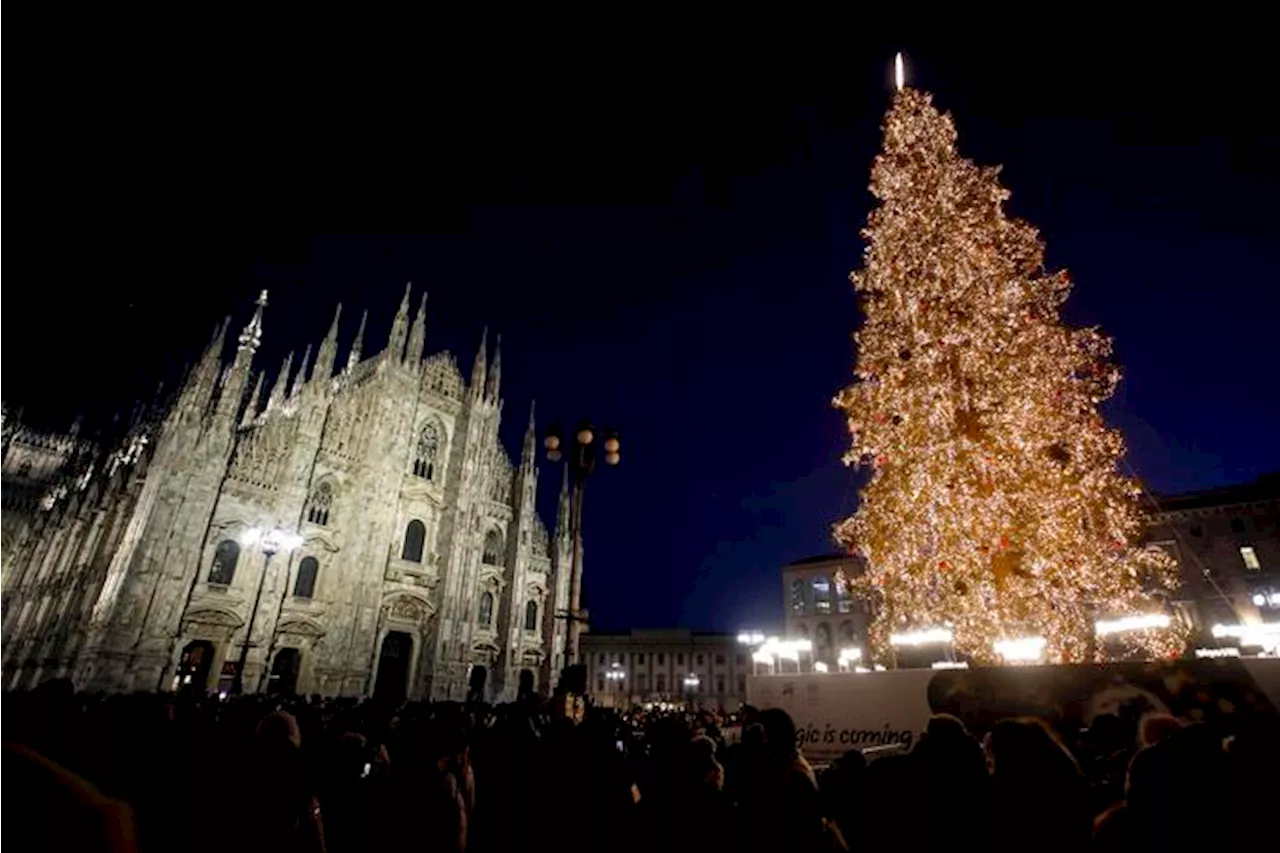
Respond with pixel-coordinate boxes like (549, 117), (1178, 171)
(208, 539), (240, 585)
(294, 556), (319, 599)
(402, 520), (426, 563)
(306, 481), (334, 526)
(524, 600), (538, 632)
(413, 423), (441, 480)
(482, 529), (503, 566)
(478, 591), (495, 627)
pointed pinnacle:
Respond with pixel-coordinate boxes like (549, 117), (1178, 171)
(291, 344), (313, 397)
(238, 289), (268, 352)
(325, 303), (343, 340)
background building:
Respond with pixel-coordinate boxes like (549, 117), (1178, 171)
(1, 287), (574, 702)
(581, 629), (749, 710)
(781, 554), (869, 666)
(1146, 475), (1279, 640)
(776, 475), (1278, 665)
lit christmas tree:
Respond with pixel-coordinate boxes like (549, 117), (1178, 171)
(834, 61), (1188, 665)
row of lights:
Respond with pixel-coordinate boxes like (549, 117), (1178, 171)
(544, 422), (621, 466)
(1211, 622), (1280, 655)
(601, 662), (703, 690)
(1251, 591), (1280, 608)
(743, 614), (1278, 671)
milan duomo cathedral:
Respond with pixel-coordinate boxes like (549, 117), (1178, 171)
(1, 286), (573, 701)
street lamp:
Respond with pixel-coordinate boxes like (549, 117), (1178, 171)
(543, 419), (621, 669)
(230, 526), (304, 695)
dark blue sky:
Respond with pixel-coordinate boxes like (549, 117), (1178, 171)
(6, 22), (1277, 634)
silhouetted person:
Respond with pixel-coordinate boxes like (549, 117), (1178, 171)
(3, 743), (138, 853)
(911, 714), (991, 847)
(987, 717), (1089, 852)
(241, 710), (325, 853)
(745, 708), (828, 852)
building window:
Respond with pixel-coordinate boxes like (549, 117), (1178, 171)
(294, 556), (319, 599)
(656, 674), (666, 692)
(482, 529), (503, 565)
(715, 654), (725, 665)
(813, 576), (832, 613)
(1231, 518), (1246, 534)
(717, 676), (726, 694)
(791, 579), (806, 614)
(816, 622), (833, 655)
(413, 423), (440, 480)
(305, 481), (334, 526)
(401, 520), (426, 562)
(697, 654), (704, 666)
(840, 620), (856, 644)
(524, 600), (538, 631)
(677, 653), (684, 666)
(657, 653), (665, 665)
(737, 675), (746, 695)
(208, 539), (240, 585)
(598, 678), (605, 692)
(1241, 546), (1262, 571)
(478, 591), (495, 626)
(736, 654), (745, 666)
(836, 578), (853, 613)
(599, 654), (606, 665)
(636, 653), (645, 664)
(637, 674), (648, 692)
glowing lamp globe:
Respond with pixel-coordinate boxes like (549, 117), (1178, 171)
(576, 427), (594, 445)
(604, 452), (620, 466)
(604, 436), (620, 453)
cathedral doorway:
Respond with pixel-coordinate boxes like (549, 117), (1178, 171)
(374, 631), (413, 704)
(267, 648), (301, 696)
(468, 664), (488, 702)
(176, 640), (215, 694)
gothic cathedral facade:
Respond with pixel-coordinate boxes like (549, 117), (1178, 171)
(1, 286), (572, 701)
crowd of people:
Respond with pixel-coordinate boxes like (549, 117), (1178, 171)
(3, 677), (1277, 852)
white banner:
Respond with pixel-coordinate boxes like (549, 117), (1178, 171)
(748, 658), (1280, 764)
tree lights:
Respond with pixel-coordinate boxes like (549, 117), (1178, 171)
(833, 62), (1189, 665)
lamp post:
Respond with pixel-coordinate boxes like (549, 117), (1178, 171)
(543, 419), (620, 669)
(230, 526), (303, 695)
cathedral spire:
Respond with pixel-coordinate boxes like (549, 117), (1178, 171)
(181, 317), (229, 411)
(217, 291), (267, 421)
(313, 303), (342, 383)
(268, 351), (294, 411)
(555, 463), (571, 538)
(237, 290), (268, 354)
(521, 400), (537, 467)
(387, 282), (413, 362)
(290, 344), (312, 398)
(405, 291), (428, 365)
(486, 333), (502, 400)
(240, 371), (264, 426)
(470, 327), (488, 397)
(346, 309), (368, 374)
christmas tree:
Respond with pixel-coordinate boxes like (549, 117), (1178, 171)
(834, 67), (1187, 665)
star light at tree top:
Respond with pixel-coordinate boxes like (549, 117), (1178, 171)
(832, 58), (1189, 665)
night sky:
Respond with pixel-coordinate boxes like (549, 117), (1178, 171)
(6, 22), (1277, 634)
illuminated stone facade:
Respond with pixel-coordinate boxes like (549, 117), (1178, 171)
(1, 287), (571, 701)
(781, 554), (870, 666)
